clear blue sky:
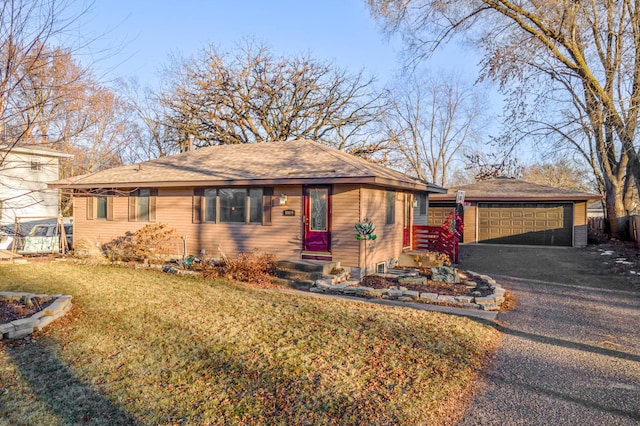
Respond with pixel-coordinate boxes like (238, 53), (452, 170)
(69, 0), (519, 159)
(74, 0), (482, 90)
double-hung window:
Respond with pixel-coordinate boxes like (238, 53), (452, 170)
(204, 189), (217, 222)
(129, 188), (157, 222)
(87, 191), (114, 221)
(386, 190), (396, 225)
(96, 196), (108, 219)
(417, 193), (427, 216)
(248, 188), (263, 223)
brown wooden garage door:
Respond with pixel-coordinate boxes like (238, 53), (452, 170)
(477, 203), (573, 246)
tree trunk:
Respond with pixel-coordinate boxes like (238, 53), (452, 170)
(604, 181), (626, 237)
(623, 172), (639, 215)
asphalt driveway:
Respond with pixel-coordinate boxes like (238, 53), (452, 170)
(456, 244), (640, 425)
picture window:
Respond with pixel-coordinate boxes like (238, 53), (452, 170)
(197, 188), (265, 224)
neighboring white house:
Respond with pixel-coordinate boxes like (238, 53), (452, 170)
(0, 145), (72, 247)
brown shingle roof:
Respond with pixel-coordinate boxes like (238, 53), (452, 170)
(430, 177), (600, 201)
(51, 140), (445, 192)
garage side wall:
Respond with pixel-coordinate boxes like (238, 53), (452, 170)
(573, 201), (588, 247)
(463, 205), (477, 244)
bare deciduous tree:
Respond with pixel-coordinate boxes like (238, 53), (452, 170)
(6, 47), (139, 215)
(521, 160), (593, 192)
(384, 73), (486, 186)
(117, 78), (181, 162)
(0, 0), (87, 154)
(368, 0), (640, 231)
(463, 149), (523, 182)
(7, 45), (130, 173)
(159, 41), (388, 158)
(0, 0), (97, 221)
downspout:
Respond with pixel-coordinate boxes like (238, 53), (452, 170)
(475, 203), (479, 244)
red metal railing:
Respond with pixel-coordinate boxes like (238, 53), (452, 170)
(412, 225), (459, 263)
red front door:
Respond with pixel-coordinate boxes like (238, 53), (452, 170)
(403, 194), (411, 247)
(303, 186), (331, 253)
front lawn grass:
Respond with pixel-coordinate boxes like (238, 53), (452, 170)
(0, 262), (501, 425)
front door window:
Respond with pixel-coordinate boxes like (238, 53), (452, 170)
(310, 188), (328, 231)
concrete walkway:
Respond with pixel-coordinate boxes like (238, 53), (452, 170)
(456, 245), (640, 425)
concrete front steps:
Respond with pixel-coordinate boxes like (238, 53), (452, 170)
(273, 259), (351, 290)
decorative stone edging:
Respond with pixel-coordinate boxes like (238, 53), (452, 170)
(310, 270), (505, 311)
(0, 292), (73, 340)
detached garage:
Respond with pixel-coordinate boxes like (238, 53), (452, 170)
(429, 178), (601, 247)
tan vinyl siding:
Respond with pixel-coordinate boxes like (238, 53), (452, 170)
(330, 185), (361, 268)
(73, 184), (415, 270)
(158, 186), (301, 259)
(74, 194), (160, 251)
(359, 186), (406, 273)
(73, 187), (302, 260)
(574, 201), (587, 226)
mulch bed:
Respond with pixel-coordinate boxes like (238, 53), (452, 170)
(0, 297), (53, 324)
(360, 273), (492, 297)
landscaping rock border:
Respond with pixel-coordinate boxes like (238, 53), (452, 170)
(310, 269), (505, 311)
(0, 292), (73, 340)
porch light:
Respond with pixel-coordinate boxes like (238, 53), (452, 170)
(278, 194), (288, 206)
(413, 199), (419, 208)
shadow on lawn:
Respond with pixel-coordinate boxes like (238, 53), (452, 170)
(4, 339), (140, 426)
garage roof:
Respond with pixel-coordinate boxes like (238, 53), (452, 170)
(430, 177), (601, 202)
